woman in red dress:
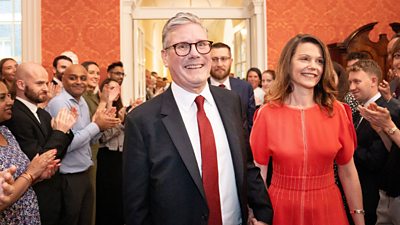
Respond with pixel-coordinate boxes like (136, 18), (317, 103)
(250, 34), (365, 225)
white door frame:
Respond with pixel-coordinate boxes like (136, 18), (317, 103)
(120, 0), (267, 102)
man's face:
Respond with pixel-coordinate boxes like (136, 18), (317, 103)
(24, 67), (49, 104)
(210, 47), (232, 81)
(108, 66), (125, 85)
(54, 59), (72, 80)
(161, 23), (211, 93)
(86, 64), (100, 88)
(348, 70), (377, 103)
(62, 65), (88, 99)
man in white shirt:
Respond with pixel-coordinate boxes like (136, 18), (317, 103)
(123, 12), (272, 225)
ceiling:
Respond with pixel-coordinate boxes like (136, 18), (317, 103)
(137, 0), (244, 7)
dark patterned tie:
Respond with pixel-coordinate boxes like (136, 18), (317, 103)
(194, 95), (222, 225)
(218, 84), (225, 89)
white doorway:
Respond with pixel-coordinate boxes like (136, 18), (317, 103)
(120, 0), (266, 102)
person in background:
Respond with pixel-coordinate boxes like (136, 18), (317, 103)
(261, 70), (275, 98)
(348, 59), (399, 225)
(359, 37), (400, 225)
(246, 67), (265, 107)
(0, 58), (18, 95)
(5, 62), (76, 225)
(82, 61), (101, 118)
(0, 80), (61, 224)
(46, 64), (120, 225)
(210, 42), (256, 132)
(107, 61), (125, 86)
(96, 78), (125, 225)
(345, 52), (371, 128)
(51, 55), (73, 87)
(250, 34), (364, 225)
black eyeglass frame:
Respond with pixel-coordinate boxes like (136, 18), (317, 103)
(164, 40), (213, 57)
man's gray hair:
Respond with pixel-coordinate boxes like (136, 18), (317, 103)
(162, 12), (207, 49)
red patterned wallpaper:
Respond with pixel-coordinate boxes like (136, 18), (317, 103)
(266, 0), (400, 69)
(41, 0), (120, 79)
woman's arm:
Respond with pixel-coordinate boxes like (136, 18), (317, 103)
(0, 150), (59, 211)
(338, 158), (365, 225)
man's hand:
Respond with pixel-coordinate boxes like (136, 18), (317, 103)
(52, 107), (79, 133)
(249, 218), (268, 225)
(358, 103), (394, 130)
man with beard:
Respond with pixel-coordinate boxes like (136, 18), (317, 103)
(209, 42), (255, 131)
(5, 62), (77, 225)
(52, 55), (73, 86)
(107, 61), (125, 85)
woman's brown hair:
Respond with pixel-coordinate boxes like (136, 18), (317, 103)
(267, 34), (337, 115)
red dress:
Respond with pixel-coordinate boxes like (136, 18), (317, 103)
(250, 101), (356, 225)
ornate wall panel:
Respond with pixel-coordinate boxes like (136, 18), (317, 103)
(266, 0), (400, 69)
(41, 0), (120, 78)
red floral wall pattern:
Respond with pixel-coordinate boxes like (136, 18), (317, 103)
(266, 0), (400, 69)
(41, 0), (120, 78)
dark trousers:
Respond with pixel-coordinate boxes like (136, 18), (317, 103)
(60, 170), (94, 225)
(96, 148), (124, 225)
(33, 173), (63, 225)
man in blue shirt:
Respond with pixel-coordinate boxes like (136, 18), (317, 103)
(46, 64), (120, 225)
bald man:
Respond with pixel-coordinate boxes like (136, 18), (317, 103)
(5, 62), (76, 225)
(46, 64), (120, 225)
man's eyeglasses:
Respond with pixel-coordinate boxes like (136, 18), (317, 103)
(211, 57), (231, 63)
(164, 40), (213, 57)
(111, 71), (125, 77)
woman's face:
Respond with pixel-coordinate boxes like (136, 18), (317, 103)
(107, 80), (121, 101)
(289, 42), (324, 91)
(86, 64), (100, 88)
(0, 82), (14, 122)
(247, 71), (260, 89)
(1, 59), (17, 82)
(262, 72), (274, 91)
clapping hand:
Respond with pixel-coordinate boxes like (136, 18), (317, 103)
(26, 149), (60, 182)
(0, 166), (16, 206)
(51, 107), (79, 133)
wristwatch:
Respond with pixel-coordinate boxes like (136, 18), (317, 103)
(386, 127), (398, 135)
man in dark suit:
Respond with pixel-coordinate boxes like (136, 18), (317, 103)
(209, 42), (256, 132)
(348, 59), (399, 225)
(123, 12), (273, 225)
(6, 62), (76, 225)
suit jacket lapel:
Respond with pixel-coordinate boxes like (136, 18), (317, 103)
(14, 100), (47, 136)
(160, 89), (206, 199)
(211, 87), (244, 193)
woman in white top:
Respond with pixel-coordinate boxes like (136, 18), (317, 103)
(246, 67), (265, 107)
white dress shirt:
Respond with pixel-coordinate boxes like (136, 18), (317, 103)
(210, 76), (232, 90)
(171, 82), (241, 225)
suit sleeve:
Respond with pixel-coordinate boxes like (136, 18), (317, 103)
(238, 96), (273, 224)
(246, 84), (256, 132)
(353, 128), (388, 172)
(123, 113), (151, 225)
(6, 112), (73, 160)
